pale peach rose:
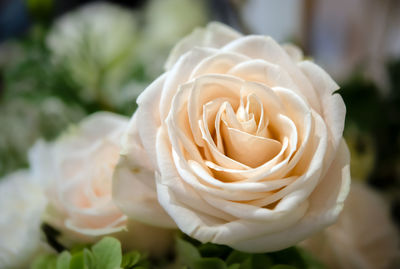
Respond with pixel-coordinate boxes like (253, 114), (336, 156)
(29, 112), (173, 255)
(301, 182), (400, 269)
(114, 22), (351, 252)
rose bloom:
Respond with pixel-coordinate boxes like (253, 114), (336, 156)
(30, 112), (173, 255)
(301, 182), (400, 269)
(0, 170), (48, 268)
(114, 22), (351, 252)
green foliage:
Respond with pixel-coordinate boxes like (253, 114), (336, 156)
(174, 236), (325, 269)
(31, 237), (150, 269)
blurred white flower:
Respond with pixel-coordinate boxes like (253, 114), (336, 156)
(138, 0), (208, 77)
(301, 182), (400, 269)
(0, 98), (85, 177)
(0, 170), (48, 269)
(47, 2), (139, 105)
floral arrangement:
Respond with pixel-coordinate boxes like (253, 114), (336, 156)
(0, 2), (399, 269)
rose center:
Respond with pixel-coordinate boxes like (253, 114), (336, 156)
(212, 93), (282, 168)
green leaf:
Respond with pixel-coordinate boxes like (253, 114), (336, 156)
(227, 264), (240, 269)
(92, 237), (122, 269)
(193, 258), (227, 269)
(198, 243), (231, 259)
(252, 254), (272, 269)
(225, 251), (251, 265)
(69, 251), (86, 269)
(239, 257), (252, 269)
(31, 254), (57, 269)
(176, 237), (201, 268)
(297, 248), (325, 269)
(270, 247), (305, 268)
(56, 251), (71, 269)
(121, 251), (141, 268)
(270, 265), (297, 269)
(83, 248), (95, 269)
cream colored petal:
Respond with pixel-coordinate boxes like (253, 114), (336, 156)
(223, 36), (321, 113)
(165, 22), (242, 70)
(282, 43), (304, 62)
(156, 128), (235, 221)
(157, 173), (308, 246)
(248, 111), (327, 206)
(160, 47), (216, 120)
(112, 154), (176, 228)
(187, 74), (242, 147)
(229, 139), (350, 252)
(221, 123), (281, 168)
(228, 59), (298, 91)
(204, 136), (288, 181)
(189, 51), (249, 79)
(120, 112), (153, 171)
(173, 152), (267, 202)
(136, 73), (167, 168)
(299, 60), (346, 152)
(189, 160), (295, 192)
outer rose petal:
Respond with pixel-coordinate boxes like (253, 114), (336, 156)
(299, 60), (346, 153)
(165, 22), (242, 70)
(301, 182), (399, 269)
(113, 113), (176, 228)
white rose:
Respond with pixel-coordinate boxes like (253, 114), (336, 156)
(301, 182), (400, 269)
(29, 112), (173, 255)
(0, 170), (48, 269)
(47, 2), (139, 105)
(114, 22), (351, 252)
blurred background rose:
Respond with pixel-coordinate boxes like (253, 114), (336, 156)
(0, 0), (399, 265)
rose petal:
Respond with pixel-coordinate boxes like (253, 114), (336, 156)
(282, 43), (304, 62)
(230, 139), (350, 252)
(112, 155), (176, 228)
(298, 60), (345, 153)
(221, 124), (281, 168)
(165, 22), (242, 70)
(136, 73), (167, 168)
(223, 36), (321, 113)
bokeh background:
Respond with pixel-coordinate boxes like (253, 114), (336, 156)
(1, 0), (399, 236)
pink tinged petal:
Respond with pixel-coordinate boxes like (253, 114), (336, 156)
(65, 214), (128, 237)
(298, 60), (346, 152)
(223, 36), (321, 113)
(229, 139), (350, 253)
(165, 22), (242, 70)
(77, 112), (129, 139)
(112, 155), (176, 228)
(136, 73), (167, 168)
